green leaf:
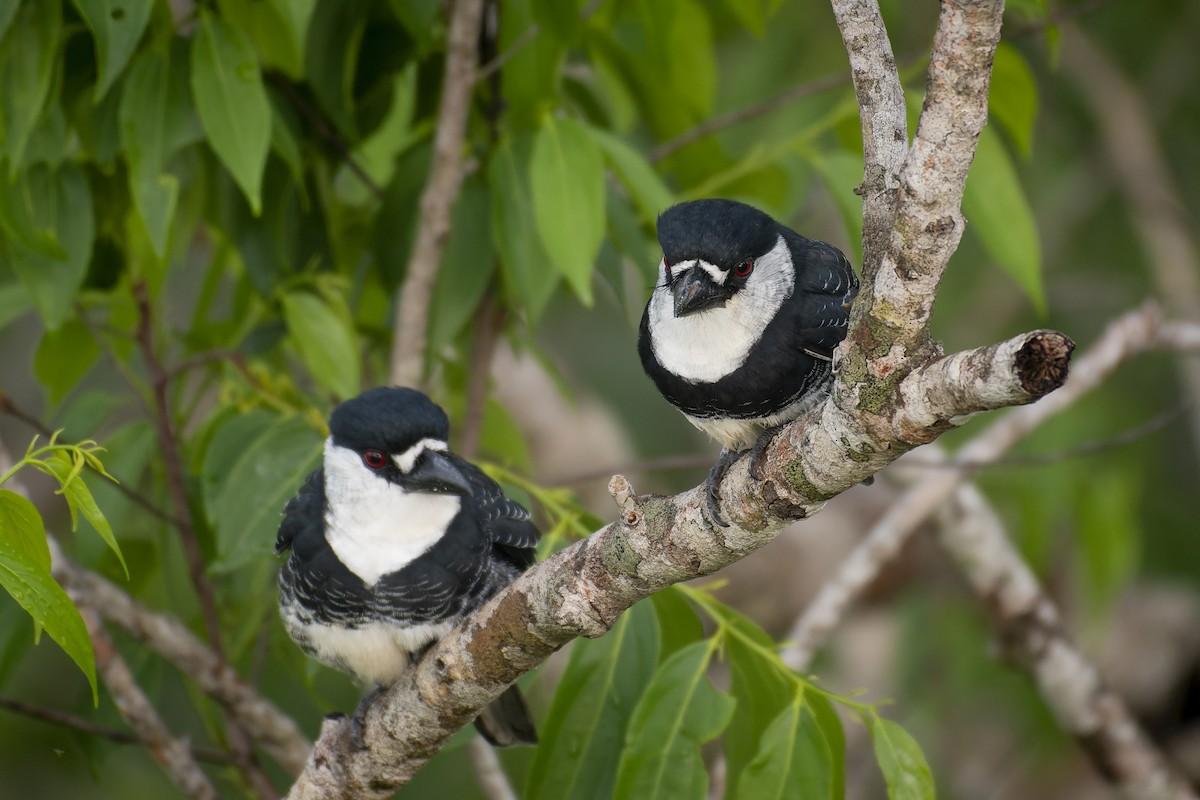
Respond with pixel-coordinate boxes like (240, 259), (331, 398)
(489, 134), (559, 323)
(737, 692), (837, 800)
(191, 13), (271, 215)
(807, 691), (847, 798)
(867, 714), (936, 800)
(989, 42), (1038, 158)
(499, 0), (565, 129)
(962, 125), (1045, 313)
(211, 416), (323, 571)
(41, 454), (128, 579)
(0, 281), (32, 330)
(266, 0), (316, 75)
(530, 116), (606, 305)
(717, 0), (773, 36)
(33, 319), (100, 404)
(650, 585), (704, 661)
(333, 64), (421, 207)
(305, 0), (368, 140)
(527, 600), (660, 800)
(281, 289), (361, 399)
(0, 1), (61, 170)
(0, 490), (97, 703)
(614, 639), (736, 799)
(805, 147), (864, 266)
(2, 163), (95, 330)
(1076, 468), (1141, 615)
(586, 124), (674, 223)
(0, 1), (17, 42)
(429, 181), (495, 351)
(71, 0), (153, 103)
(120, 43), (201, 259)
(723, 604), (793, 794)
(387, 0), (441, 55)
(531, 0), (581, 40)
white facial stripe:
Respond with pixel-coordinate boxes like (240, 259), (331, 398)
(648, 234), (794, 383)
(322, 440), (459, 585)
(669, 258), (728, 286)
(394, 438), (449, 473)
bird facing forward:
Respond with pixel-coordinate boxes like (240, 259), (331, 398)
(638, 199), (859, 526)
(276, 387), (539, 746)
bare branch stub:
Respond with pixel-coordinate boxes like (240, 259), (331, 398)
(1015, 332), (1076, 396)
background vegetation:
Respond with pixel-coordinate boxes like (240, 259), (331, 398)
(0, 0), (1197, 797)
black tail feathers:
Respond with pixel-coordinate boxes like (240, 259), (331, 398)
(473, 684), (538, 747)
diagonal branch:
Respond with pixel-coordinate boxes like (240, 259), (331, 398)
(829, 0), (908, 266)
(81, 609), (220, 800)
(389, 0), (487, 388)
(50, 541), (312, 776)
(286, 326), (1072, 799)
(938, 482), (1198, 799)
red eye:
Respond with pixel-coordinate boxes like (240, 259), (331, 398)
(363, 450), (387, 470)
(734, 258), (753, 278)
(662, 256), (671, 271)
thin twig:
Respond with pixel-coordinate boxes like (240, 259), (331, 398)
(781, 303), (1185, 670)
(649, 71), (850, 163)
(82, 609), (220, 800)
(0, 392), (186, 529)
(458, 290), (507, 458)
(264, 71), (385, 199)
(466, 738), (518, 800)
(901, 403), (1188, 470)
(1061, 24), (1200, 458)
(475, 0), (605, 82)
(0, 696), (234, 765)
(389, 0), (488, 388)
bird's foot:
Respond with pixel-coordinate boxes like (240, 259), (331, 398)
(704, 448), (741, 528)
(747, 426), (783, 482)
(350, 685), (385, 750)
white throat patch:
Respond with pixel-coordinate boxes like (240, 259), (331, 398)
(648, 235), (794, 383)
(322, 439), (460, 585)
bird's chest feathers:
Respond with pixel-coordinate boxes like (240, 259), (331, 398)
(325, 481), (461, 586)
(648, 236), (794, 384)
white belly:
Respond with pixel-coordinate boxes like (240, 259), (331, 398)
(283, 607), (452, 686)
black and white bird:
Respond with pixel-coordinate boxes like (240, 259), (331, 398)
(638, 199), (858, 526)
(276, 387), (539, 746)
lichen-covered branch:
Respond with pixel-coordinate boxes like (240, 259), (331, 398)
(829, 0), (907, 264)
(285, 327), (1072, 798)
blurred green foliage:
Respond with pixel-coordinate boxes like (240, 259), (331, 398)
(0, 0), (1196, 797)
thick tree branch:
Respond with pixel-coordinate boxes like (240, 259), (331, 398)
(389, 0), (487, 388)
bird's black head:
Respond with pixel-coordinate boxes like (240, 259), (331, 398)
(327, 387), (469, 496)
(656, 199), (783, 317)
